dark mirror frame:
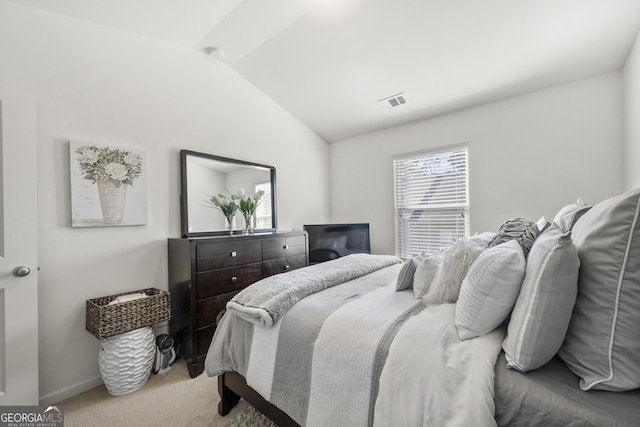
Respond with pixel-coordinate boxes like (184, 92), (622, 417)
(180, 150), (278, 237)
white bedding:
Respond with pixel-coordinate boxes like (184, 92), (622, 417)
(305, 285), (418, 426)
(206, 262), (504, 426)
(374, 304), (505, 427)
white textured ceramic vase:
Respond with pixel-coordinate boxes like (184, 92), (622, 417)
(96, 179), (127, 224)
(99, 326), (155, 396)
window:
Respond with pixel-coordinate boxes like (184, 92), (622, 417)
(254, 181), (272, 229)
(393, 145), (469, 259)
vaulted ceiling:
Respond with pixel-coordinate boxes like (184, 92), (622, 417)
(9, 0), (640, 141)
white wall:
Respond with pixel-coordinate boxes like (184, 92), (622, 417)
(330, 74), (624, 255)
(0, 1), (330, 403)
(623, 30), (640, 190)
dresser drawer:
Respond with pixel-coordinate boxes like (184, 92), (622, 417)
(196, 263), (262, 299)
(263, 253), (308, 277)
(196, 240), (262, 271)
(197, 290), (240, 329)
(263, 234), (307, 260)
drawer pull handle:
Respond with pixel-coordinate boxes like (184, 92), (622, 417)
(231, 276), (238, 283)
(230, 251), (237, 257)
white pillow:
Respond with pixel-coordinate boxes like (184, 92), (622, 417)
(413, 252), (443, 299)
(469, 231), (497, 248)
(423, 238), (484, 305)
(455, 240), (525, 340)
(536, 216), (551, 233)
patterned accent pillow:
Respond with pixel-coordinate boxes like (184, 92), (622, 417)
(455, 239), (526, 340)
(488, 217), (540, 257)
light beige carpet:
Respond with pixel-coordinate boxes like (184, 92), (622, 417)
(57, 360), (258, 427)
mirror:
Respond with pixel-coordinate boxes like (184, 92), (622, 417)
(180, 150), (277, 237)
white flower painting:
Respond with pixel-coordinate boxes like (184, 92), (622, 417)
(69, 141), (148, 227)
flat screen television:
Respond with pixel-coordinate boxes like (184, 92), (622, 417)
(304, 223), (371, 264)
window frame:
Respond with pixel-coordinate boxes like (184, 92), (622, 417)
(393, 144), (470, 260)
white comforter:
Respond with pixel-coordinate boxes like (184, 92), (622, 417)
(206, 263), (504, 427)
(374, 304), (505, 427)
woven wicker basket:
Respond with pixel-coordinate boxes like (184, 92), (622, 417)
(86, 288), (170, 339)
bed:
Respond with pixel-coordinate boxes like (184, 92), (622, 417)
(205, 188), (640, 426)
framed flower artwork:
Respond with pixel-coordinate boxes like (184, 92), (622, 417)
(69, 141), (148, 227)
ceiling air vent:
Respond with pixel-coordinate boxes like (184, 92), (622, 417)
(378, 92), (407, 109)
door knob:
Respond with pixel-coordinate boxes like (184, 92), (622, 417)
(14, 266), (31, 277)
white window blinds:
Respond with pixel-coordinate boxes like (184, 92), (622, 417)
(393, 146), (469, 260)
(255, 181), (272, 229)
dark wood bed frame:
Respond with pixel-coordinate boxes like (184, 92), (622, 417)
(218, 371), (300, 427)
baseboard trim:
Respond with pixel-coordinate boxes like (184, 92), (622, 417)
(39, 375), (103, 406)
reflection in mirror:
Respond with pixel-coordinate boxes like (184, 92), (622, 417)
(180, 150), (277, 237)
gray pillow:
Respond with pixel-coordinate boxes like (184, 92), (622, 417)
(558, 187), (640, 391)
(396, 254), (425, 291)
(552, 198), (591, 232)
(488, 217), (540, 257)
(503, 224), (579, 372)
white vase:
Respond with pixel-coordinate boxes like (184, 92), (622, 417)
(99, 327), (155, 396)
(96, 180), (127, 224)
(225, 214), (236, 235)
(242, 213), (255, 235)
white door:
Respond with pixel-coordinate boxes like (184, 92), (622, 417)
(0, 86), (38, 405)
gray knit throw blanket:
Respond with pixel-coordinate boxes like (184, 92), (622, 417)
(226, 253), (401, 327)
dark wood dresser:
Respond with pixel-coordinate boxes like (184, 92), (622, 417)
(168, 231), (308, 377)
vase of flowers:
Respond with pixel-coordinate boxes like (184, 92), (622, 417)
(238, 189), (265, 235)
(76, 145), (143, 224)
(205, 191), (241, 235)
